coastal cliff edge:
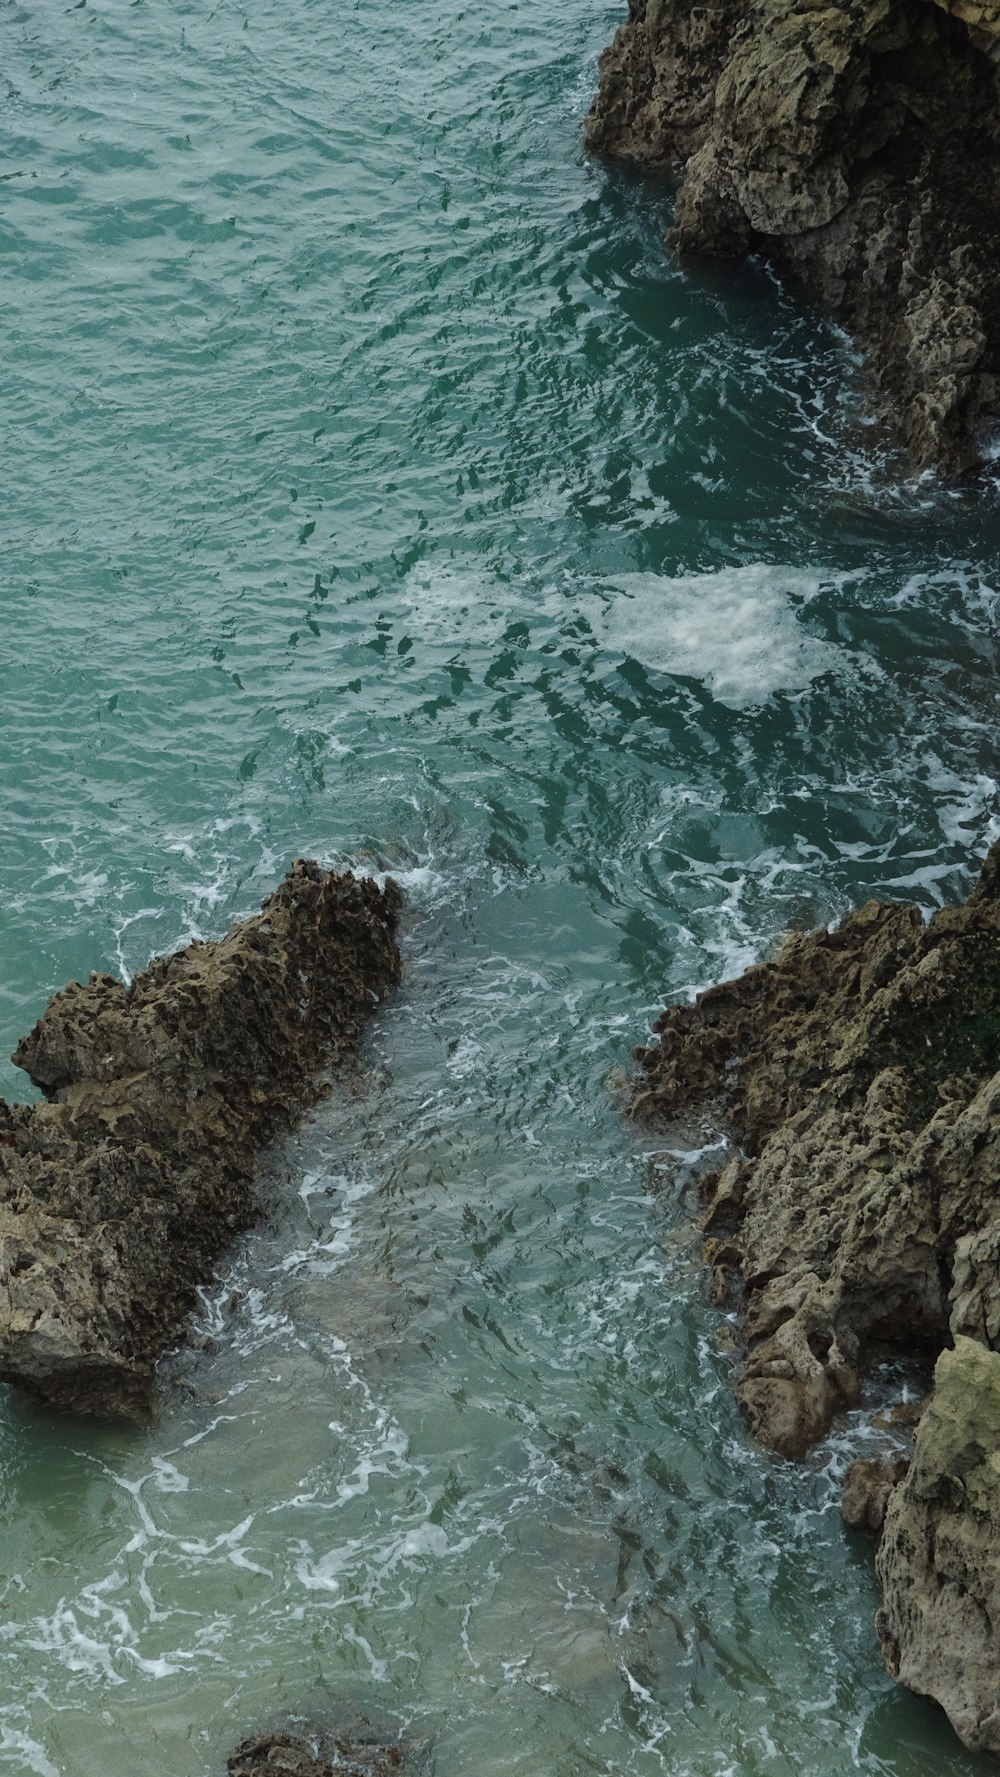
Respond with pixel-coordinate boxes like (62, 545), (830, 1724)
(587, 0), (1000, 472)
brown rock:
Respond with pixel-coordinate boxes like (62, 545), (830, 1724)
(628, 839), (1000, 1457)
(0, 862), (400, 1418)
(876, 1337), (1000, 1752)
(228, 1735), (329, 1777)
(586, 0), (1000, 474)
(228, 1727), (417, 1777)
(841, 1456), (908, 1535)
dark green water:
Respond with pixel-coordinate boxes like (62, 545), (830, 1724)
(2, 1), (1000, 1772)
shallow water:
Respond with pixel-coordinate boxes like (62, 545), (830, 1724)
(2, 0), (1000, 1771)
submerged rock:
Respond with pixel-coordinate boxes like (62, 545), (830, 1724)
(629, 839), (1000, 1458)
(876, 1337), (1000, 1752)
(586, 0), (1000, 473)
(227, 1725), (423, 1777)
(228, 1736), (334, 1777)
(0, 862), (400, 1419)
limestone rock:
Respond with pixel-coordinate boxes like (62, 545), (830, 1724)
(841, 1455), (908, 1534)
(876, 1337), (1000, 1752)
(629, 839), (1000, 1457)
(586, 0), (1000, 473)
(0, 862), (400, 1418)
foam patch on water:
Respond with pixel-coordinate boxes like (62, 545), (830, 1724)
(399, 563), (536, 651)
(595, 565), (844, 709)
(0, 1727), (61, 1777)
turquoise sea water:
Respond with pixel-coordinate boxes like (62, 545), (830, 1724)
(3, 2), (1000, 1772)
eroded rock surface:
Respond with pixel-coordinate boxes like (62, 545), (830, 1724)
(629, 840), (1000, 1458)
(586, 0), (1000, 472)
(840, 1455), (908, 1535)
(876, 1337), (1000, 1752)
(0, 862), (400, 1418)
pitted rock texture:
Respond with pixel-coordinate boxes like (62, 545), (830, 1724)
(876, 1337), (1000, 1753)
(586, 0), (1000, 473)
(629, 840), (1000, 1458)
(0, 862), (400, 1419)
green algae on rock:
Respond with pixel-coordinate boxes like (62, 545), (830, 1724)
(629, 840), (1000, 1459)
(0, 862), (401, 1419)
(877, 1337), (1000, 1753)
(586, 0), (1000, 473)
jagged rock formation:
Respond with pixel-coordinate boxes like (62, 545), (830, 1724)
(586, 0), (1000, 473)
(0, 862), (400, 1419)
(629, 839), (1000, 1459)
(876, 1337), (1000, 1753)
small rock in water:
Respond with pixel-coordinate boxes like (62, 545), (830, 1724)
(228, 1724), (422, 1777)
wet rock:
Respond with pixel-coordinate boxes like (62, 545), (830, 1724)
(228, 1735), (332, 1777)
(840, 1456), (908, 1536)
(876, 1337), (1000, 1752)
(227, 1725), (421, 1777)
(586, 0), (1000, 474)
(628, 839), (1000, 1458)
(0, 862), (400, 1418)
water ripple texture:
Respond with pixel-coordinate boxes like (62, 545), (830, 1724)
(1, 0), (1000, 1773)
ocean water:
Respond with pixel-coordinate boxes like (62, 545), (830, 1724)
(2, 1), (1000, 1772)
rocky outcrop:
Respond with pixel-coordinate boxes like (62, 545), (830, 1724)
(0, 862), (400, 1419)
(586, 0), (1000, 473)
(629, 839), (1000, 1458)
(876, 1337), (1000, 1753)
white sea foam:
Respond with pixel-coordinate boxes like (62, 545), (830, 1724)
(0, 1729), (61, 1777)
(341, 1625), (389, 1682)
(370, 861), (451, 903)
(148, 1458), (189, 1495)
(400, 563), (535, 650)
(334, 1422), (412, 1503)
(593, 565), (844, 708)
(279, 1221), (354, 1278)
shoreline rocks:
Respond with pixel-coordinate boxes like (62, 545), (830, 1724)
(0, 862), (401, 1419)
(628, 841), (1000, 1748)
(586, 0), (1000, 474)
(877, 1337), (1000, 1752)
(630, 839), (1000, 1460)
